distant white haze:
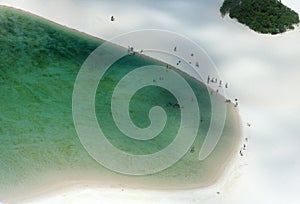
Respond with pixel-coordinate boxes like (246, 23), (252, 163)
(0, 0), (300, 203)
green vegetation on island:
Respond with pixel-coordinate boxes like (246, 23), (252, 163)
(220, 0), (300, 34)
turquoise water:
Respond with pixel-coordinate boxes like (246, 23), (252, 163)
(0, 6), (241, 200)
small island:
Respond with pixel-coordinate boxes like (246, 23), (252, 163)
(220, 0), (300, 34)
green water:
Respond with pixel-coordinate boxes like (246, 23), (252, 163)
(0, 6), (241, 199)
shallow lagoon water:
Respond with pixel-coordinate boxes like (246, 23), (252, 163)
(0, 6), (240, 201)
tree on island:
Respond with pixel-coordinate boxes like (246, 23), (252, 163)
(220, 0), (300, 34)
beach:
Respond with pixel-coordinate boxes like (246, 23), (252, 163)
(0, 0), (299, 203)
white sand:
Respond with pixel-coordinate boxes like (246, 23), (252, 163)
(20, 153), (244, 204)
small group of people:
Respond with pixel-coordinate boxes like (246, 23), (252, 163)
(176, 60), (182, 66)
(173, 46), (200, 68)
(153, 76), (165, 83)
(127, 46), (136, 55)
(240, 136), (250, 157)
(207, 75), (228, 89)
(166, 102), (183, 109)
(206, 75), (240, 107)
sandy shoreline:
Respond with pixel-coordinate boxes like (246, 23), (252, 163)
(21, 150), (242, 204)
